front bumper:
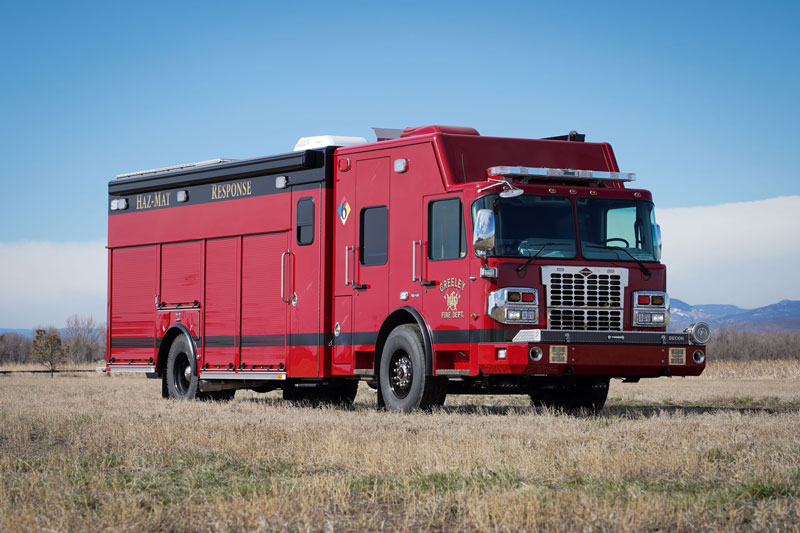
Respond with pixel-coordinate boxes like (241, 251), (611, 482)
(474, 329), (706, 378)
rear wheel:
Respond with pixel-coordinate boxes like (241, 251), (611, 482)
(379, 324), (446, 412)
(166, 336), (198, 400)
(529, 377), (609, 414)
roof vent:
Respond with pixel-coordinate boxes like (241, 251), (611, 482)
(293, 135), (368, 151)
(400, 125), (480, 137)
(372, 128), (404, 141)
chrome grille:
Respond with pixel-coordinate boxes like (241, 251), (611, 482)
(541, 266), (629, 331)
(547, 272), (623, 308)
(548, 309), (623, 331)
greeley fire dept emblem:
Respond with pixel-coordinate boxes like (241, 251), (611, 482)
(439, 277), (465, 319)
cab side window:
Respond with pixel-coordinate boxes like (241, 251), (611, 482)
(428, 198), (466, 261)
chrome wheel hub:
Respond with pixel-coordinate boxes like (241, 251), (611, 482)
(390, 354), (412, 396)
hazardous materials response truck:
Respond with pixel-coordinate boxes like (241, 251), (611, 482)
(105, 125), (710, 411)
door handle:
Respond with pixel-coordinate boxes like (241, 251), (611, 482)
(412, 240), (421, 282)
(344, 246), (351, 286)
(350, 246), (363, 289)
(280, 251), (291, 304)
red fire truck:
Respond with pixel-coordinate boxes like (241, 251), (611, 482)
(106, 125), (709, 411)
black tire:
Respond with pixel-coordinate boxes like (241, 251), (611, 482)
(529, 377), (609, 414)
(166, 336), (199, 400)
(379, 324), (445, 412)
(429, 380), (448, 408)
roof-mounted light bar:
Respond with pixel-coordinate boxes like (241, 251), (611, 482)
(487, 166), (635, 183)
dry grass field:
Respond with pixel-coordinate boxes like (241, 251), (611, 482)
(1, 361), (799, 532)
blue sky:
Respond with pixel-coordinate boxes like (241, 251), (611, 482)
(0, 1), (798, 325)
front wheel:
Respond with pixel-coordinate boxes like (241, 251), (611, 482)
(166, 336), (199, 400)
(379, 324), (445, 412)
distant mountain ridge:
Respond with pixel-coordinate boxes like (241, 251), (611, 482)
(0, 328), (67, 338)
(669, 299), (800, 332)
(0, 328), (36, 338)
(3, 299), (799, 336)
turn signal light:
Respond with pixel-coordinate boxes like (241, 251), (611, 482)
(651, 295), (665, 306)
(508, 292), (521, 302)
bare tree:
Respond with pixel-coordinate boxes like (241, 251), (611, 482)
(63, 315), (105, 363)
(0, 332), (33, 364)
(707, 328), (800, 361)
(31, 327), (69, 377)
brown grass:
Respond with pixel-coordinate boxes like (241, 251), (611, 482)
(1, 361), (799, 532)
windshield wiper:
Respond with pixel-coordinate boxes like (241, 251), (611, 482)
(586, 245), (652, 276)
(516, 243), (559, 273)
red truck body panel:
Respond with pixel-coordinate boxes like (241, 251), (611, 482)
(106, 128), (705, 390)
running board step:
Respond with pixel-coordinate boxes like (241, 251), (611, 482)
(200, 371), (286, 380)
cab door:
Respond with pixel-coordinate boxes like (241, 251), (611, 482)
(422, 193), (471, 351)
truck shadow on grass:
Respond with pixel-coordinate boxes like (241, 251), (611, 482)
(602, 405), (800, 418)
(435, 404), (799, 417)
(241, 396), (800, 417)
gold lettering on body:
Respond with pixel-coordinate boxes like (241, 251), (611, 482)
(211, 180), (253, 201)
(439, 277), (465, 320)
(134, 191), (170, 210)
(133, 179), (254, 211)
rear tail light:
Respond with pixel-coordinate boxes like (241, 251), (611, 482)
(637, 294), (651, 305)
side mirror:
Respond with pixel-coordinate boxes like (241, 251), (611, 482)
(654, 224), (662, 261)
(473, 209), (495, 252)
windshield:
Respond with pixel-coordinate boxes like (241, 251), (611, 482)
(576, 198), (659, 262)
(471, 194), (577, 258)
